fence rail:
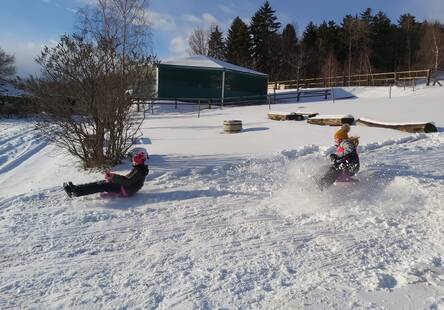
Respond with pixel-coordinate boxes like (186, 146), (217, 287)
(132, 89), (333, 118)
(269, 69), (432, 90)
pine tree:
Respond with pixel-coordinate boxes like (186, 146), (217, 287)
(250, 1), (281, 74)
(356, 8), (373, 74)
(0, 48), (16, 79)
(281, 24), (299, 80)
(225, 17), (252, 68)
(398, 14), (420, 70)
(301, 22), (319, 77)
(342, 15), (358, 81)
(208, 25), (226, 60)
(370, 11), (397, 72)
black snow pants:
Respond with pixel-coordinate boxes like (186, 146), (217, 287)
(316, 161), (359, 191)
(72, 181), (121, 197)
(316, 166), (341, 191)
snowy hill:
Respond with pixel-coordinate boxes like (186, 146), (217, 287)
(1, 85), (444, 309)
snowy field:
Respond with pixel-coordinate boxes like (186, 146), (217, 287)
(1, 85), (444, 309)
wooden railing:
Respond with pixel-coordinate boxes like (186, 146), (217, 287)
(269, 69), (432, 90)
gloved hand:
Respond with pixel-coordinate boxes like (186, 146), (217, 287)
(329, 154), (338, 162)
(104, 171), (113, 182)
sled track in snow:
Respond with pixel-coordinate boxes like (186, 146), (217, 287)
(0, 123), (47, 176)
(1, 133), (444, 308)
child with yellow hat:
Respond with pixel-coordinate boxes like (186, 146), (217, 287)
(315, 123), (360, 190)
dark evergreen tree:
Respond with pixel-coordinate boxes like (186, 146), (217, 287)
(317, 21), (341, 76)
(356, 8), (373, 73)
(301, 22), (319, 77)
(225, 17), (252, 68)
(208, 25), (226, 60)
(341, 15), (359, 80)
(398, 14), (420, 70)
(250, 1), (281, 74)
(281, 23), (299, 80)
(370, 11), (397, 72)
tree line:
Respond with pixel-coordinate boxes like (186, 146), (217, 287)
(188, 1), (444, 81)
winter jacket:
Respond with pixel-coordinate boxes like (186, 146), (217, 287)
(110, 164), (149, 196)
(333, 139), (360, 175)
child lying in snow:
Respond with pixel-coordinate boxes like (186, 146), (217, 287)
(316, 124), (360, 191)
(63, 152), (149, 197)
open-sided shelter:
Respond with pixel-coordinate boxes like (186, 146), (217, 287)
(156, 55), (268, 102)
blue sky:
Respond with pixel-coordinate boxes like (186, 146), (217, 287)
(1, 0), (443, 76)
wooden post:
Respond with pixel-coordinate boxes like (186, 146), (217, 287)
(412, 78), (416, 92)
(208, 99), (211, 109)
(297, 91), (301, 102)
(426, 69), (431, 86)
(324, 89), (328, 100)
(175, 98), (177, 109)
(394, 72), (398, 86)
(273, 88), (276, 104)
(151, 100), (154, 114)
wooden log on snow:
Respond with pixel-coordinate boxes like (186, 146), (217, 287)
(307, 114), (354, 126)
(268, 111), (319, 121)
(356, 117), (437, 133)
(268, 111), (300, 121)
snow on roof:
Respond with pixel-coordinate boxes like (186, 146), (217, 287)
(0, 79), (25, 97)
(160, 55), (268, 76)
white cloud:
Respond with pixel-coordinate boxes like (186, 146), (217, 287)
(140, 10), (175, 32)
(183, 14), (201, 24)
(202, 13), (218, 26)
(181, 13), (220, 28)
(218, 4), (235, 15)
(169, 36), (188, 56)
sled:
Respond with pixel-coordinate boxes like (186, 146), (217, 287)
(335, 173), (359, 183)
(99, 192), (121, 199)
(312, 169), (359, 191)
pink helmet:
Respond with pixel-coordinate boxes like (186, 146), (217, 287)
(132, 152), (146, 165)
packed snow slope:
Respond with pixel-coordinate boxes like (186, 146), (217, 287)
(1, 85), (444, 309)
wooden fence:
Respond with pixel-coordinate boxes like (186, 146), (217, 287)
(269, 69), (432, 90)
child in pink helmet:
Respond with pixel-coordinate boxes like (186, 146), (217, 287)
(63, 152), (149, 197)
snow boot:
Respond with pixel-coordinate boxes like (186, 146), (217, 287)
(63, 182), (75, 197)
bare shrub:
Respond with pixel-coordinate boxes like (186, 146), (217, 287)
(23, 0), (156, 168)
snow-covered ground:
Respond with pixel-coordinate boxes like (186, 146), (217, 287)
(1, 85), (444, 309)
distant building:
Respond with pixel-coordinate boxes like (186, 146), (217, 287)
(0, 79), (25, 98)
(156, 55), (268, 102)
(0, 79), (30, 116)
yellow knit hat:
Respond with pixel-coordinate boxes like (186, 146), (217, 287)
(334, 124), (350, 141)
